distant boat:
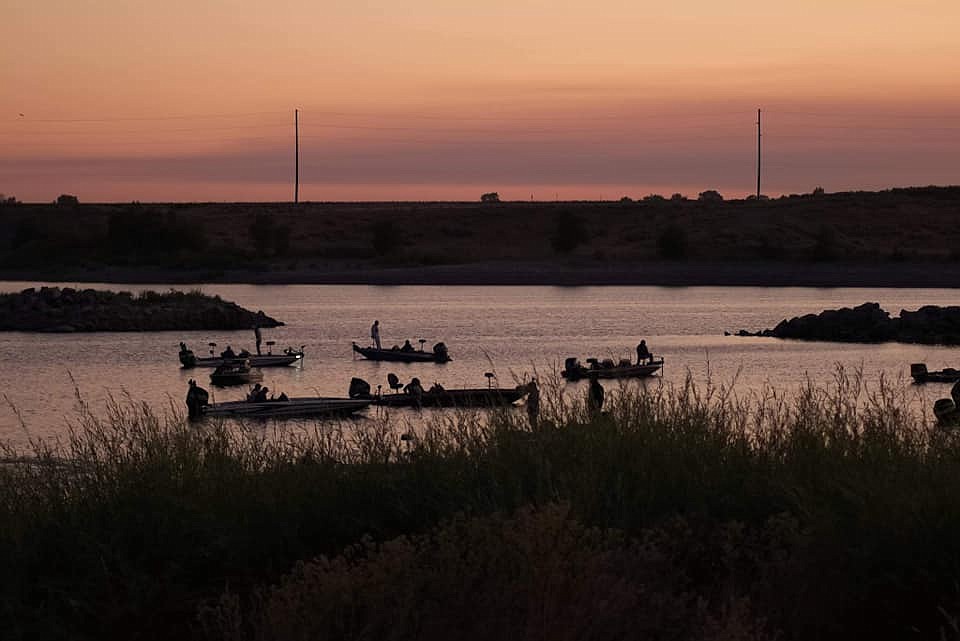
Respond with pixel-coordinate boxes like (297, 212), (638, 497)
(349, 375), (525, 408)
(562, 356), (664, 381)
(196, 397), (370, 420)
(180, 342), (304, 368)
(209, 361), (263, 387)
(352, 341), (451, 363)
(911, 363), (960, 384)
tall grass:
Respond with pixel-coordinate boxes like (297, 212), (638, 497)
(2, 372), (960, 640)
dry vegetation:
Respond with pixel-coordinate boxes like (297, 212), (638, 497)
(2, 186), (960, 282)
(5, 374), (960, 640)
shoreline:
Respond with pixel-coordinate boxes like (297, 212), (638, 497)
(3, 261), (957, 288)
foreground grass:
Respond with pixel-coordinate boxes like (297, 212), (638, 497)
(3, 373), (960, 640)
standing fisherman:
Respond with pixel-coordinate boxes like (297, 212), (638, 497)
(526, 378), (540, 428)
(371, 320), (382, 350)
(254, 324), (263, 355)
(588, 372), (605, 416)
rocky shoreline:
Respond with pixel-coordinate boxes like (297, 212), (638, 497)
(732, 302), (960, 345)
(0, 287), (283, 332)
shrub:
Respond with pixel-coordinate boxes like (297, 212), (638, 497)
(480, 192), (500, 203)
(698, 190), (723, 202)
(657, 222), (688, 259)
(56, 194), (79, 206)
(550, 210), (588, 253)
(372, 220), (401, 255)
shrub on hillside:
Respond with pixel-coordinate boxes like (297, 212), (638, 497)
(550, 210), (588, 253)
(372, 220), (402, 255)
(657, 222), (688, 259)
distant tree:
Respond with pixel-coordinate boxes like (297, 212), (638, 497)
(812, 186), (825, 196)
(273, 224), (292, 256)
(550, 210), (588, 253)
(643, 194), (666, 202)
(657, 223), (688, 259)
(619, 196), (634, 203)
(56, 194), (79, 206)
(372, 220), (401, 256)
(810, 224), (838, 261)
(480, 192), (500, 203)
(670, 193), (685, 202)
(698, 190), (723, 202)
(248, 214), (273, 257)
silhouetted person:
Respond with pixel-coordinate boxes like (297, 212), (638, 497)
(221, 345), (236, 359)
(401, 339), (415, 353)
(404, 376), (424, 397)
(371, 320), (381, 350)
(254, 325), (262, 355)
(588, 373), (604, 416)
(526, 378), (540, 427)
(247, 383), (263, 402)
(636, 340), (653, 365)
(186, 379), (209, 420)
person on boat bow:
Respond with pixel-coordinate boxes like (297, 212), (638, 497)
(186, 379), (209, 420)
(371, 320), (382, 350)
(254, 324), (262, 355)
(636, 340), (654, 365)
(404, 377), (425, 399)
(400, 339), (415, 353)
(221, 345), (237, 359)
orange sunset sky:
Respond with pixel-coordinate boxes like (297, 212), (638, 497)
(3, 0), (959, 202)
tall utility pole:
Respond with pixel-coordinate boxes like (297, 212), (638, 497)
(756, 108), (762, 200)
(294, 109), (300, 204)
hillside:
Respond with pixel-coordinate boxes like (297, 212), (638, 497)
(1, 186), (958, 286)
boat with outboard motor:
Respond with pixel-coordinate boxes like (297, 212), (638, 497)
(209, 361), (263, 387)
(352, 340), (451, 363)
(349, 373), (526, 408)
(179, 341), (304, 368)
(911, 363), (960, 384)
(562, 356), (664, 381)
(186, 381), (369, 420)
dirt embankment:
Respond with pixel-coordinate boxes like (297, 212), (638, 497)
(2, 186), (959, 286)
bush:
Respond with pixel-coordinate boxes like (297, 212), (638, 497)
(657, 222), (688, 259)
(550, 210), (588, 253)
(56, 194), (79, 206)
(372, 220), (401, 255)
(698, 190), (723, 202)
(480, 192), (500, 203)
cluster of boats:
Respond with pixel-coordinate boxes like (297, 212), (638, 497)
(180, 335), (665, 421)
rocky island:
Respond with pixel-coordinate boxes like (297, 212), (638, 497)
(0, 287), (283, 332)
(734, 302), (960, 345)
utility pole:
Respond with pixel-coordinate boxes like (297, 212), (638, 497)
(294, 108), (300, 204)
(756, 108), (762, 200)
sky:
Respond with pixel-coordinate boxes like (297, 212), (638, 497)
(2, 0), (959, 202)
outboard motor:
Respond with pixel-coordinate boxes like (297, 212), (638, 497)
(349, 377), (372, 399)
(910, 363), (928, 381)
(564, 357), (580, 373)
(433, 342), (449, 361)
(185, 379), (209, 420)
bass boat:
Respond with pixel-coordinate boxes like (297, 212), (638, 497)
(351, 340), (451, 363)
(562, 356), (664, 381)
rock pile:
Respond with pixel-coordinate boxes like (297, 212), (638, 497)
(0, 287), (283, 332)
(732, 302), (960, 345)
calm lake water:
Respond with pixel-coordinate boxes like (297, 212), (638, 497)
(1, 282), (958, 446)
